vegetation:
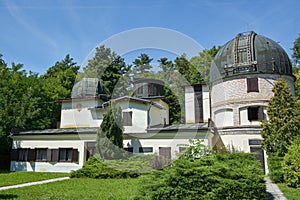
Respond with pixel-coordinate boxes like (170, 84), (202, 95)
(0, 177), (141, 200)
(282, 138), (300, 188)
(267, 155), (284, 183)
(0, 171), (68, 187)
(278, 183), (300, 200)
(96, 103), (124, 160)
(261, 79), (300, 157)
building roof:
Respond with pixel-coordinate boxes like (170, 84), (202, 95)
(112, 96), (166, 109)
(147, 123), (209, 133)
(210, 31), (293, 83)
(10, 127), (98, 136)
(71, 78), (109, 99)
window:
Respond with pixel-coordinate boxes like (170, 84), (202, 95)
(179, 147), (187, 152)
(18, 149), (28, 161)
(123, 111), (132, 126)
(247, 78), (259, 92)
(247, 106), (264, 121)
(139, 147), (153, 153)
(59, 148), (72, 162)
(124, 147), (133, 153)
(36, 149), (47, 161)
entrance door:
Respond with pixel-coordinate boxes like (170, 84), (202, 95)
(250, 146), (265, 174)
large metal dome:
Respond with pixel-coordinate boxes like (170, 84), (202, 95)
(210, 31), (293, 83)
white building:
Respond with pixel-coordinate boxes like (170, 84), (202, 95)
(10, 31), (295, 173)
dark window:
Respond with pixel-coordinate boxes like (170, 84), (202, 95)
(248, 106), (264, 121)
(36, 149), (47, 161)
(249, 139), (262, 146)
(124, 147), (133, 153)
(194, 85), (203, 123)
(59, 148), (72, 162)
(18, 149), (28, 161)
(50, 149), (59, 162)
(123, 111), (132, 126)
(139, 147), (153, 153)
(247, 78), (259, 92)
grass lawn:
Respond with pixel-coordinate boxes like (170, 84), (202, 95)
(0, 171), (69, 187)
(278, 183), (300, 200)
(0, 177), (140, 200)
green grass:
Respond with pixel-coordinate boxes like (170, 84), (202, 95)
(0, 177), (141, 200)
(0, 171), (69, 187)
(278, 183), (300, 200)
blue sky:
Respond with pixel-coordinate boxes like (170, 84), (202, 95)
(0, 0), (299, 74)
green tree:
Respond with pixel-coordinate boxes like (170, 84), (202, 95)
(292, 33), (300, 67)
(132, 53), (153, 76)
(81, 45), (130, 96)
(96, 102), (124, 160)
(41, 55), (80, 128)
(261, 79), (300, 156)
(282, 137), (300, 188)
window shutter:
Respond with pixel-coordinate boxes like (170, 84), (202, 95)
(247, 78), (259, 92)
(123, 112), (132, 126)
(72, 149), (79, 162)
(27, 149), (36, 161)
(258, 106), (264, 121)
(47, 149), (52, 161)
(51, 149), (59, 162)
(159, 147), (171, 159)
(11, 149), (18, 161)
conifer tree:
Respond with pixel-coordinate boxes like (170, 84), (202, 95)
(261, 79), (300, 156)
(96, 102), (124, 160)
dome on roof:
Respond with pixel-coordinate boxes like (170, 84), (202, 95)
(210, 31), (293, 83)
(72, 78), (108, 99)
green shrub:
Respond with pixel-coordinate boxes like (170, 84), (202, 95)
(282, 138), (300, 188)
(70, 156), (139, 179)
(267, 155), (284, 183)
(136, 152), (266, 200)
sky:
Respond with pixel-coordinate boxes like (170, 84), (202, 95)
(0, 0), (299, 74)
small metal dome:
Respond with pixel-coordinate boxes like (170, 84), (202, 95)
(210, 31), (293, 83)
(72, 78), (108, 99)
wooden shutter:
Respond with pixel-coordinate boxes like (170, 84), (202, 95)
(51, 149), (59, 162)
(159, 147), (171, 159)
(11, 149), (18, 161)
(123, 112), (132, 126)
(258, 106), (264, 121)
(27, 149), (36, 161)
(247, 78), (259, 92)
(47, 149), (52, 161)
(72, 149), (79, 162)
(194, 85), (203, 123)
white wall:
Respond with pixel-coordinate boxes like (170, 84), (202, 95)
(214, 109), (234, 127)
(239, 107), (266, 126)
(60, 99), (105, 128)
(202, 85), (211, 122)
(10, 139), (89, 172)
(185, 86), (195, 123)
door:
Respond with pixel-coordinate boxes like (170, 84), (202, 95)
(250, 147), (265, 174)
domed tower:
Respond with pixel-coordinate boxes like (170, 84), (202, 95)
(210, 31), (295, 154)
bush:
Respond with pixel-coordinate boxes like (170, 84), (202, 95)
(136, 152), (266, 200)
(70, 156), (139, 179)
(267, 155), (284, 183)
(282, 138), (300, 188)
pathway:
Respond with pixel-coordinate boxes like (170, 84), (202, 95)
(265, 177), (287, 200)
(0, 177), (70, 191)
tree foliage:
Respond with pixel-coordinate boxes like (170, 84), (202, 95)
(80, 45), (131, 96)
(96, 102), (124, 160)
(282, 137), (300, 188)
(132, 53), (153, 76)
(261, 79), (300, 157)
(292, 33), (300, 66)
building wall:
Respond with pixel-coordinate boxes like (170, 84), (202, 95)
(60, 99), (105, 128)
(10, 138), (91, 172)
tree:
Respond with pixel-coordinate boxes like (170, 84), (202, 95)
(132, 53), (153, 76)
(41, 55), (80, 128)
(96, 102), (124, 160)
(292, 33), (300, 67)
(80, 45), (130, 96)
(261, 79), (300, 156)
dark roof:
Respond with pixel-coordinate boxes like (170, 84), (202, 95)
(210, 31), (293, 83)
(10, 127), (98, 136)
(71, 78), (108, 99)
(147, 123), (209, 133)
